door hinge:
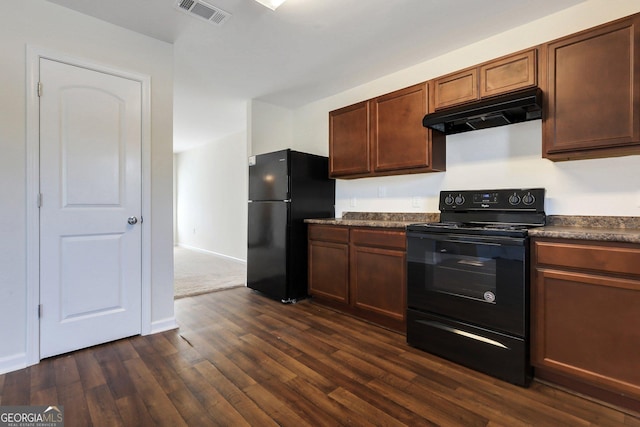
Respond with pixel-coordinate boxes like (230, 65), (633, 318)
(37, 193), (42, 208)
(38, 304), (43, 318)
(37, 82), (43, 97)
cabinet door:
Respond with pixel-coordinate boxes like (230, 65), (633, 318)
(308, 226), (349, 303)
(480, 49), (537, 98)
(350, 229), (406, 322)
(532, 268), (640, 400)
(434, 67), (478, 109)
(329, 101), (370, 177)
(371, 83), (431, 172)
(542, 16), (640, 160)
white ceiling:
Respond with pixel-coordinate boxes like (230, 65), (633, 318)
(46, 0), (585, 152)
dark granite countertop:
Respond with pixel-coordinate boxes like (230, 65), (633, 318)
(306, 213), (640, 243)
(304, 212), (439, 229)
(529, 215), (640, 244)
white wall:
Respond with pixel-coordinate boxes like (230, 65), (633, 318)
(249, 100), (294, 156)
(291, 0), (640, 218)
(175, 132), (248, 261)
(0, 0), (174, 372)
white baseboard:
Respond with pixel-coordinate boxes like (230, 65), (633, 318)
(0, 353), (27, 375)
(148, 316), (179, 335)
(176, 243), (246, 264)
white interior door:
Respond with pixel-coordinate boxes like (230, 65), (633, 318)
(39, 58), (142, 358)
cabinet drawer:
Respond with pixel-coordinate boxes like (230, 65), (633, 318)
(534, 240), (640, 276)
(308, 225), (349, 243)
(350, 228), (405, 249)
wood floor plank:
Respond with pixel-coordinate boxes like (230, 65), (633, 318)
(56, 380), (93, 427)
(242, 383), (311, 427)
(194, 360), (277, 427)
(176, 364), (252, 426)
(85, 383), (124, 426)
(29, 358), (55, 394)
(284, 375), (398, 426)
(1, 369), (31, 405)
(239, 333), (335, 392)
(53, 355), (80, 388)
(29, 385), (58, 407)
(367, 377), (489, 426)
(1, 287), (638, 425)
(176, 330), (258, 391)
(226, 345), (297, 385)
(123, 357), (188, 426)
(292, 352), (428, 424)
(328, 386), (407, 427)
(109, 338), (140, 362)
(115, 395), (157, 426)
(74, 349), (106, 391)
(99, 357), (138, 400)
(256, 377), (342, 427)
(521, 381), (631, 426)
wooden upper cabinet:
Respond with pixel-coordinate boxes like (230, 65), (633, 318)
(480, 49), (537, 97)
(372, 82), (439, 173)
(329, 82), (445, 179)
(542, 15), (640, 160)
(329, 101), (370, 177)
(434, 49), (538, 110)
(434, 68), (478, 109)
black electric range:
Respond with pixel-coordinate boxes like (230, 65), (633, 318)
(406, 188), (546, 386)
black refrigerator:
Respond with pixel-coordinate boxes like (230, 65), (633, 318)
(247, 149), (335, 302)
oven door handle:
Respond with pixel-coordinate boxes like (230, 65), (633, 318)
(441, 238), (500, 247)
(406, 232), (525, 246)
(418, 320), (510, 350)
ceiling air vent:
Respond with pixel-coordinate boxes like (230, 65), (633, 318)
(175, 0), (231, 26)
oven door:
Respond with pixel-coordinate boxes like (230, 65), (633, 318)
(407, 231), (528, 337)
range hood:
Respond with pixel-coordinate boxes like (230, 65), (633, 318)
(423, 87), (542, 135)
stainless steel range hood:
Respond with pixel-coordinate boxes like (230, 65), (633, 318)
(423, 87), (542, 135)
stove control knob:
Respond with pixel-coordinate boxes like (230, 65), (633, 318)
(444, 194), (455, 205)
(522, 193), (536, 205)
(508, 193), (521, 205)
(454, 195), (465, 205)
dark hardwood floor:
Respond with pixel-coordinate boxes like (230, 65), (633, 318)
(1, 287), (639, 426)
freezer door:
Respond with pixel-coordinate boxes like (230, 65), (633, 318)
(248, 150), (289, 201)
(247, 201), (289, 300)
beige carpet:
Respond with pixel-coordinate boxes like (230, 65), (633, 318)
(174, 246), (246, 299)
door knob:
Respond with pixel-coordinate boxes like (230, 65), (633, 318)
(127, 216), (138, 225)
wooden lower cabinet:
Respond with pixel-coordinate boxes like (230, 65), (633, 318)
(308, 224), (406, 332)
(531, 238), (640, 412)
(308, 225), (349, 303)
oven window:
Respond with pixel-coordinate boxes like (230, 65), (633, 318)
(408, 235), (525, 305)
(433, 251), (496, 302)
